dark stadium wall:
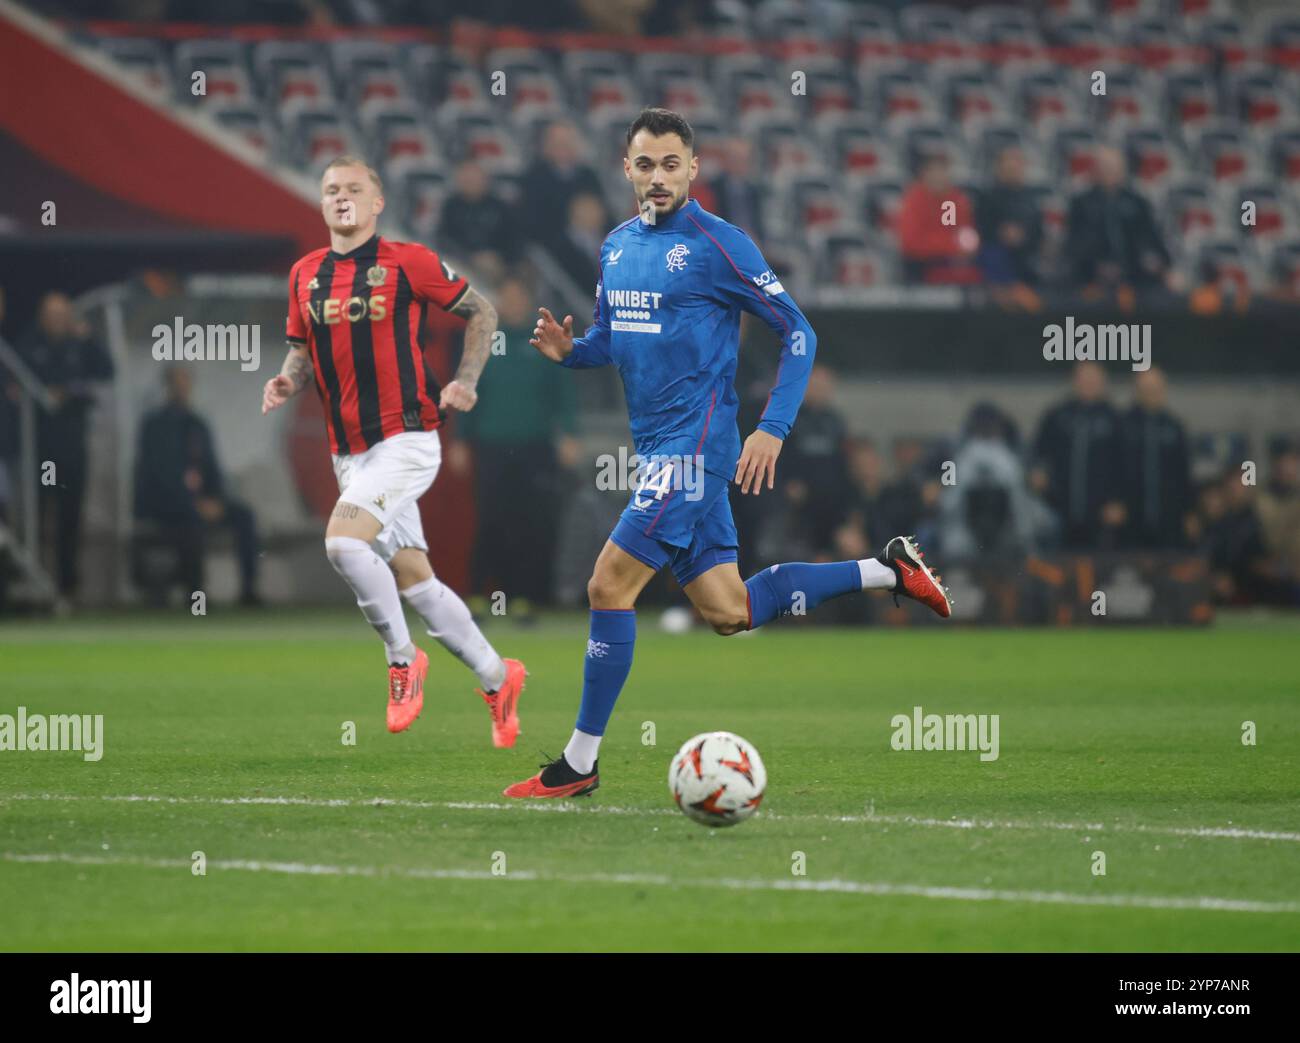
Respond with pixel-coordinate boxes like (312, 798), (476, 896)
(779, 309), (1300, 376)
(0, 8), (323, 260)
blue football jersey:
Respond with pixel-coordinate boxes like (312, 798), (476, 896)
(560, 198), (817, 480)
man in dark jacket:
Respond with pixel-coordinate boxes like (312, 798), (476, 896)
(1031, 361), (1127, 550)
(977, 145), (1044, 287)
(438, 160), (518, 264)
(1120, 366), (1193, 548)
(1064, 146), (1179, 296)
(135, 368), (261, 605)
(19, 291), (114, 597)
(520, 120), (605, 253)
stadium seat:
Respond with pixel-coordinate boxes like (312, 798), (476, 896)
(860, 176), (906, 234)
(1124, 126), (1184, 189)
(1049, 124), (1101, 185)
(1187, 121), (1255, 183)
(173, 39), (253, 108)
(213, 107), (274, 159)
(1161, 178), (1221, 242)
(1268, 127), (1300, 182)
(1232, 183), (1293, 242)
(288, 108), (358, 167)
(398, 164), (450, 236)
(1165, 72), (1218, 133)
(99, 37), (170, 95)
(402, 44), (443, 104)
(824, 239), (898, 288)
(1196, 238), (1260, 294)
(329, 39), (405, 90)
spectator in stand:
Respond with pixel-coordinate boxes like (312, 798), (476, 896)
(882, 436), (941, 547)
(1256, 441), (1300, 585)
(1031, 361), (1126, 550)
(520, 120), (604, 254)
(0, 284), (14, 523)
(705, 136), (764, 241)
(832, 437), (886, 562)
(778, 364), (851, 555)
(897, 152), (981, 285)
(1064, 146), (1181, 308)
(1264, 250), (1300, 307)
(447, 274), (581, 618)
(976, 145), (1044, 310)
(1195, 470), (1298, 606)
(1119, 366), (1194, 549)
(19, 291), (114, 599)
(438, 160), (518, 271)
(550, 192), (609, 290)
(1189, 253), (1251, 315)
(939, 402), (1046, 559)
(134, 368), (262, 606)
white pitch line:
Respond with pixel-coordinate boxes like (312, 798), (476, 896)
(3, 851), (1296, 915)
(3, 792), (1299, 842)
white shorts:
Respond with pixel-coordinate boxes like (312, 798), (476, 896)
(332, 429), (441, 562)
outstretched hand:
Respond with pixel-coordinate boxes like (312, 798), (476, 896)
(529, 307), (574, 363)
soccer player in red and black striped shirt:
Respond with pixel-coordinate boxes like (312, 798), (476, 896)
(262, 155), (526, 744)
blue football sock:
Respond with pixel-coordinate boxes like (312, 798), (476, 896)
(573, 608), (637, 737)
(744, 561), (862, 629)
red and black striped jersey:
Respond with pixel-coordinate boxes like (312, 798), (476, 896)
(286, 234), (468, 456)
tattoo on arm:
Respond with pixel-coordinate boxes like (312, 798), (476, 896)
(449, 287), (498, 389)
(281, 346), (314, 393)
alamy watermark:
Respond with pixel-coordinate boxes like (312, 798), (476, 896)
(1043, 316), (1150, 371)
(0, 707), (104, 762)
(596, 448), (706, 504)
(50, 974), (150, 1022)
(890, 705), (1000, 762)
(152, 317), (261, 371)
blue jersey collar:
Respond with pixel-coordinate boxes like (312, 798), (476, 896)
(638, 197), (700, 233)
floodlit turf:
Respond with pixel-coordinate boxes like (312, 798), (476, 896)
(1, 609), (1298, 951)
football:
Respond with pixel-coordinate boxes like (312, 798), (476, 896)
(668, 731), (767, 827)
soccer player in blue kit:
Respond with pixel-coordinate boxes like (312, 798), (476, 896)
(505, 109), (951, 798)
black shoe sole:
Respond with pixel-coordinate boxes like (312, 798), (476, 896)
(568, 777), (599, 797)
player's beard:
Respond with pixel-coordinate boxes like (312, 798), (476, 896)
(642, 185), (688, 219)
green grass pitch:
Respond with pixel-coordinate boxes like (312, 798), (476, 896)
(1, 610), (1297, 951)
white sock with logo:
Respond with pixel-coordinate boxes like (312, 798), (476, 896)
(563, 730), (601, 774)
(400, 575), (506, 691)
(858, 558), (897, 590)
(325, 537), (416, 664)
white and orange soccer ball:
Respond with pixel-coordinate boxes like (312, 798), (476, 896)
(668, 731), (767, 827)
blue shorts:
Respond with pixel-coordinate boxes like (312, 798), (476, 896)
(610, 463), (738, 588)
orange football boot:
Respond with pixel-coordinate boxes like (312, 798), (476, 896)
(386, 649), (428, 733)
(478, 658), (527, 748)
(880, 535), (953, 618)
(503, 754), (599, 799)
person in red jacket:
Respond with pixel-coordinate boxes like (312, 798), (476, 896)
(897, 153), (981, 286)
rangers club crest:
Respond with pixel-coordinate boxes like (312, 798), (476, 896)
(366, 264), (387, 287)
(665, 244), (689, 272)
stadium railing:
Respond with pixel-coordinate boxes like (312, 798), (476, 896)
(0, 335), (59, 606)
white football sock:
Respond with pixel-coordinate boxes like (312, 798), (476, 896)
(324, 536), (415, 664)
(858, 558), (897, 590)
(563, 729), (601, 774)
(400, 575), (506, 691)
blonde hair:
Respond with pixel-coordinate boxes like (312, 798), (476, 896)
(323, 155), (383, 192)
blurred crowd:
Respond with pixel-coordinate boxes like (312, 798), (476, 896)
(3, 283), (1297, 614)
(430, 129), (1298, 314)
(893, 143), (1298, 313)
(758, 359), (1300, 608)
